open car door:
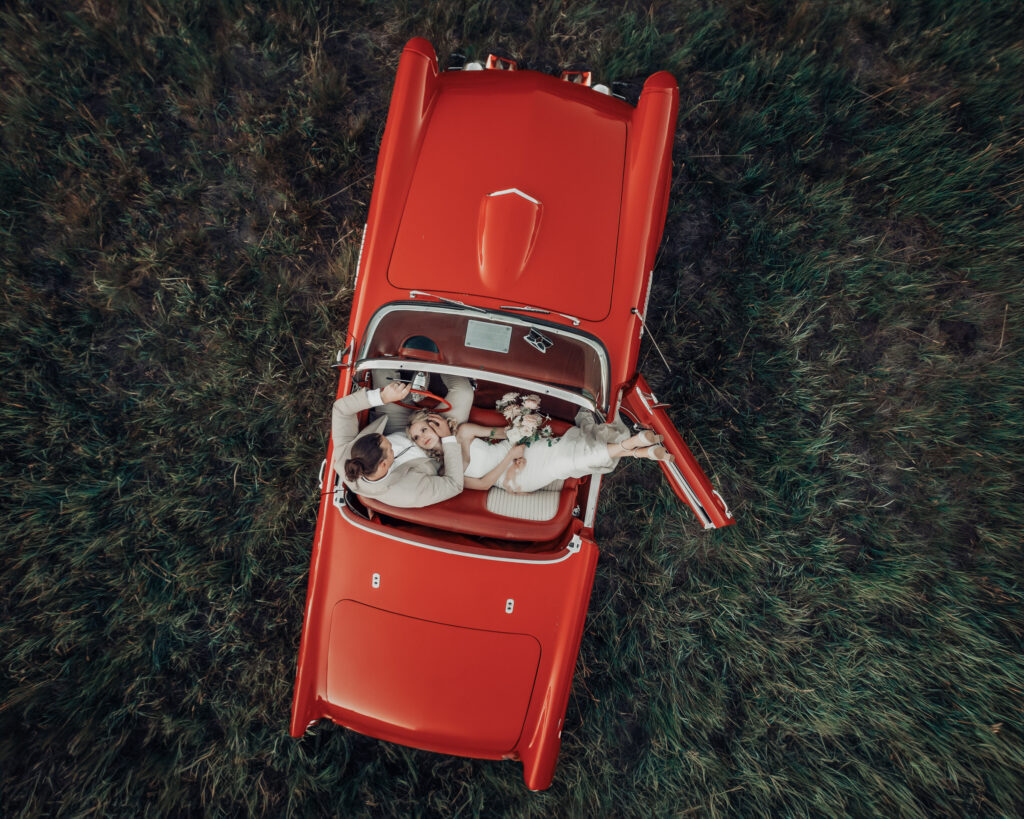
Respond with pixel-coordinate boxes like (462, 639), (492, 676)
(621, 375), (735, 529)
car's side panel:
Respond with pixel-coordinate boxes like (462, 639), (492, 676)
(516, 533), (599, 791)
(605, 71), (679, 390)
(347, 38), (441, 365)
(289, 443), (341, 737)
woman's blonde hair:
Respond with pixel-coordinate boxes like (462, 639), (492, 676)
(406, 409), (461, 470)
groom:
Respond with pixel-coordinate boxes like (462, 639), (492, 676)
(331, 373), (473, 508)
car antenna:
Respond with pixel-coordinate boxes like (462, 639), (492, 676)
(631, 307), (672, 371)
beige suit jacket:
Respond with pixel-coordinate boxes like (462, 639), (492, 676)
(369, 371), (474, 434)
(331, 389), (464, 508)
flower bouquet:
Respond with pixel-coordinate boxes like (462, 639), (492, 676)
(495, 392), (554, 446)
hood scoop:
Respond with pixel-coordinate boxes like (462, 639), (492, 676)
(476, 188), (543, 288)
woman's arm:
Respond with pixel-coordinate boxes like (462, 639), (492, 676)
(455, 422), (507, 442)
(455, 422), (508, 465)
(464, 444), (526, 491)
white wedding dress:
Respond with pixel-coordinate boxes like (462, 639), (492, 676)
(463, 414), (630, 493)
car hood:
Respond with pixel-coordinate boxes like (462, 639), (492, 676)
(387, 72), (627, 322)
(327, 599), (541, 755)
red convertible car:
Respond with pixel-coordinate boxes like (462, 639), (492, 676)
(289, 39), (735, 790)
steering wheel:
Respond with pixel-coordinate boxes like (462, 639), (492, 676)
(396, 388), (452, 413)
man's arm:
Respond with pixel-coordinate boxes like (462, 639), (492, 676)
(440, 374), (474, 425)
(331, 389), (376, 455)
(384, 413), (464, 508)
(371, 369), (417, 434)
(388, 436), (465, 508)
(331, 382), (412, 460)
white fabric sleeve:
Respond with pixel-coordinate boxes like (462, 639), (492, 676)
(366, 388), (384, 407)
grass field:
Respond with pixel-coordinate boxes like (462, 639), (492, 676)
(2, 1), (1023, 816)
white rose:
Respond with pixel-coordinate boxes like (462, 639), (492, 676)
(522, 395), (541, 410)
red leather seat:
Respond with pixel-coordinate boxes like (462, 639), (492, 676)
(360, 479), (579, 541)
(358, 409), (580, 541)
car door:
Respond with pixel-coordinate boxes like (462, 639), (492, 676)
(621, 375), (735, 529)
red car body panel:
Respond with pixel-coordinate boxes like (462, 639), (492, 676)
(344, 38), (680, 394)
(290, 38), (734, 791)
(388, 71), (626, 321)
(290, 492), (598, 789)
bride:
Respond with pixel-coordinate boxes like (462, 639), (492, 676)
(406, 408), (673, 494)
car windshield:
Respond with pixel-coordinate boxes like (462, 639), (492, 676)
(357, 303), (609, 410)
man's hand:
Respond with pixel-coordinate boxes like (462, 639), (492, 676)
(426, 413), (453, 438)
(380, 381), (412, 404)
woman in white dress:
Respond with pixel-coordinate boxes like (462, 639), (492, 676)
(406, 409), (673, 494)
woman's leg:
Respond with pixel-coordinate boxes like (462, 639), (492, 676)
(502, 427), (672, 492)
(606, 430), (665, 460)
(642, 445), (674, 461)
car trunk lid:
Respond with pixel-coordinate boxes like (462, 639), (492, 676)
(327, 599), (541, 755)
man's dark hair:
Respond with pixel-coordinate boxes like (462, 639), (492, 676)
(344, 434), (386, 482)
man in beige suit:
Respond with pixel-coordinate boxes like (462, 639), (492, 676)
(331, 374), (473, 508)
(368, 370), (473, 434)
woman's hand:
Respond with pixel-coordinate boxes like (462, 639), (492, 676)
(465, 443), (527, 492)
(380, 381), (412, 404)
(504, 444), (527, 472)
(502, 446), (528, 492)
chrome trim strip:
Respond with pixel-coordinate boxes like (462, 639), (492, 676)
(499, 304), (581, 327)
(359, 302), (609, 409)
(487, 187), (540, 205)
(665, 460), (714, 529)
(639, 271), (653, 341)
(339, 507), (582, 565)
(583, 474), (601, 529)
(408, 290), (488, 313)
(355, 358), (598, 415)
(353, 223), (367, 292)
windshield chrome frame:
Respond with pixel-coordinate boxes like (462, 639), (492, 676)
(357, 302), (610, 410)
(354, 358), (598, 414)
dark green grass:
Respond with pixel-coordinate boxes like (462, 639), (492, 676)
(2, 1), (1023, 816)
